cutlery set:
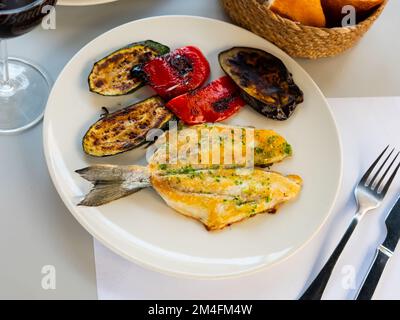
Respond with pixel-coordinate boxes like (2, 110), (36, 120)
(301, 146), (400, 300)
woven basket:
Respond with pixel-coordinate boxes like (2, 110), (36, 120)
(221, 0), (387, 59)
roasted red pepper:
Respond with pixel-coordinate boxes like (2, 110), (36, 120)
(141, 46), (210, 100)
(166, 76), (246, 125)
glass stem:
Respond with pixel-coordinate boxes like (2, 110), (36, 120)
(0, 39), (10, 84)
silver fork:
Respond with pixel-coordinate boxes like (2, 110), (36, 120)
(300, 146), (400, 300)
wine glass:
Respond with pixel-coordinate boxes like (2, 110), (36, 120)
(0, 0), (57, 134)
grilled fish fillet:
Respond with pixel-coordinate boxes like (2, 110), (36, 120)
(76, 124), (302, 231)
(151, 123), (292, 172)
(152, 168), (302, 230)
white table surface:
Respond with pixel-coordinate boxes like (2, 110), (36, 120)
(1, 0), (399, 299)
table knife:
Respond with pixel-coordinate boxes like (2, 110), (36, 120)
(356, 195), (400, 300)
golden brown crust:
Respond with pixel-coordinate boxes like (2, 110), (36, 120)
(150, 168), (303, 231)
(269, 0), (327, 27)
(321, 0), (384, 26)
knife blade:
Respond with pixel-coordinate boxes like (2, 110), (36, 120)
(356, 195), (400, 300)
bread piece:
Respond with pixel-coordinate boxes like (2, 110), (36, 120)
(267, 0), (327, 28)
(322, 0), (384, 26)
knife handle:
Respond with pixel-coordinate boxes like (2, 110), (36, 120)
(299, 218), (359, 300)
(356, 246), (392, 300)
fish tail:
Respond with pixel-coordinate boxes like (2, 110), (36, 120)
(76, 164), (151, 207)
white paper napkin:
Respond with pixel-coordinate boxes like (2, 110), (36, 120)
(94, 97), (400, 300)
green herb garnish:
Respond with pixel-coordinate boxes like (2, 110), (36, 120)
(283, 142), (292, 156)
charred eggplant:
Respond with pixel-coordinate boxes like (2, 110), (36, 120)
(83, 96), (174, 157)
(88, 40), (170, 96)
(219, 47), (304, 121)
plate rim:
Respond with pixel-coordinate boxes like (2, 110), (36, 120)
(43, 15), (343, 279)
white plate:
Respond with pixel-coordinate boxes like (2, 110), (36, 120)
(44, 16), (342, 278)
(58, 0), (118, 6)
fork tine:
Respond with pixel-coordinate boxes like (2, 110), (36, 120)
(375, 151), (399, 190)
(378, 154), (400, 197)
(360, 145), (389, 185)
(369, 148), (395, 188)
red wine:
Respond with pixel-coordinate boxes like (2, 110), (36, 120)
(0, 0), (57, 38)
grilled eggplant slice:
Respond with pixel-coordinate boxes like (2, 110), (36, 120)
(219, 47), (304, 121)
(88, 40), (170, 96)
(83, 96), (174, 157)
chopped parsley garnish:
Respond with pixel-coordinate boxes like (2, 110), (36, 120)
(233, 196), (246, 206)
(283, 142), (292, 156)
(267, 136), (278, 144)
(164, 165), (196, 175)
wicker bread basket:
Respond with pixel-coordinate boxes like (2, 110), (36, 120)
(221, 0), (387, 59)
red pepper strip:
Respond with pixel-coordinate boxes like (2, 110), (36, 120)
(166, 76), (246, 125)
(142, 46), (210, 100)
